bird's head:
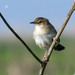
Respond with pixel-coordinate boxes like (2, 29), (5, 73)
(30, 17), (50, 25)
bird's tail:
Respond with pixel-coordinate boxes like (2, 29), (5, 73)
(54, 44), (65, 51)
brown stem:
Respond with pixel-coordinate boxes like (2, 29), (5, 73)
(39, 1), (75, 75)
(0, 12), (42, 64)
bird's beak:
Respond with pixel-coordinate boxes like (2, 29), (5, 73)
(30, 22), (35, 24)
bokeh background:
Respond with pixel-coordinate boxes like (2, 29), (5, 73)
(0, 0), (75, 75)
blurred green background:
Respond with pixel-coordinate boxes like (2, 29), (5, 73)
(0, 0), (75, 75)
(0, 36), (75, 75)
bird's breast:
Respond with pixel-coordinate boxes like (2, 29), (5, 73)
(33, 25), (55, 49)
(33, 25), (50, 36)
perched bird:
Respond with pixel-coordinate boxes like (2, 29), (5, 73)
(30, 17), (65, 52)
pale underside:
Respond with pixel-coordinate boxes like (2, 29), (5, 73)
(33, 24), (58, 49)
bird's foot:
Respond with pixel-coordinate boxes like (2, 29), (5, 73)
(53, 37), (57, 43)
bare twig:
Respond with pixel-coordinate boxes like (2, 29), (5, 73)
(39, 1), (75, 75)
(0, 12), (42, 64)
(74, 0), (75, 9)
(0, 0), (75, 75)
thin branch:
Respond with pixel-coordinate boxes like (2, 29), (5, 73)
(39, 1), (75, 75)
(0, 12), (42, 64)
(0, 0), (75, 75)
(74, 0), (75, 10)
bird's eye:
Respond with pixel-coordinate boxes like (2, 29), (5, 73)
(37, 20), (42, 24)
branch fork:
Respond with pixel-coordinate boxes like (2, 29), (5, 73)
(0, 0), (75, 75)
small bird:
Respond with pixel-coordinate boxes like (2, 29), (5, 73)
(30, 17), (65, 52)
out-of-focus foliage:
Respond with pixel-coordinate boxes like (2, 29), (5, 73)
(0, 36), (75, 75)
